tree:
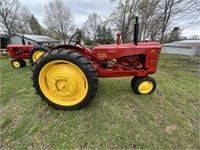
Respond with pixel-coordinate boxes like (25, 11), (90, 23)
(167, 27), (181, 43)
(158, 0), (200, 43)
(158, 0), (177, 43)
(44, 0), (74, 44)
(108, 0), (161, 42)
(138, 0), (161, 41)
(96, 25), (102, 44)
(96, 25), (114, 44)
(101, 26), (107, 43)
(83, 13), (102, 45)
(12, 8), (44, 35)
(107, 0), (139, 43)
(106, 27), (114, 44)
(0, 0), (44, 35)
(191, 35), (200, 40)
(0, 0), (20, 35)
(29, 14), (43, 35)
(108, 0), (200, 42)
(14, 7), (31, 34)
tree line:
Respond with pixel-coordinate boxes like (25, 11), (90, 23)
(0, 0), (199, 45)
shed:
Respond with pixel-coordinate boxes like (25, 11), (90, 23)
(9, 34), (60, 46)
(1, 34), (10, 49)
(162, 40), (200, 56)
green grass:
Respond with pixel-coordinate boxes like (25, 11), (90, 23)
(0, 54), (200, 149)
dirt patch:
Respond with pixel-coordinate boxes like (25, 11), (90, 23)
(165, 124), (176, 134)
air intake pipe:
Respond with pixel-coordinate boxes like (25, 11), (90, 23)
(134, 16), (139, 45)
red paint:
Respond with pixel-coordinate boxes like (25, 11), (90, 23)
(57, 40), (162, 78)
(91, 42), (162, 77)
(7, 34), (162, 78)
(7, 44), (33, 59)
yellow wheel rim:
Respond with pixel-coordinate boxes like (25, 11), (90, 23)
(138, 81), (153, 94)
(39, 60), (88, 106)
(33, 50), (45, 62)
(13, 61), (20, 68)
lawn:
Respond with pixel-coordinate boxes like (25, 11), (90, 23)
(0, 54), (199, 149)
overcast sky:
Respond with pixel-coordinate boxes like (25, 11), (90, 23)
(19, 0), (114, 28)
(18, 0), (200, 38)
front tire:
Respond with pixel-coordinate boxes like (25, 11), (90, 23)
(131, 76), (156, 95)
(131, 76), (138, 89)
(32, 49), (98, 110)
(18, 59), (26, 67)
(11, 59), (26, 68)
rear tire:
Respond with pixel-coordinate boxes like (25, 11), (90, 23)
(32, 49), (98, 110)
(131, 76), (156, 95)
(29, 46), (48, 66)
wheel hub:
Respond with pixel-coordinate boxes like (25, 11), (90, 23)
(51, 74), (76, 96)
(13, 61), (20, 68)
(139, 81), (153, 94)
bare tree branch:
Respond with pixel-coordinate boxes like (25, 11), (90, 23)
(82, 13), (102, 45)
(44, 0), (74, 44)
(0, 0), (20, 35)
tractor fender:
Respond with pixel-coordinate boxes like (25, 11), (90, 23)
(52, 45), (86, 56)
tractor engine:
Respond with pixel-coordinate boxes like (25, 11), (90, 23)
(13, 48), (24, 56)
(116, 55), (143, 70)
(100, 55), (144, 70)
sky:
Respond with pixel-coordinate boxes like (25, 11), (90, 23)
(19, 0), (114, 29)
(18, 0), (200, 38)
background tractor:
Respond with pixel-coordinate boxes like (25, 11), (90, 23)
(32, 16), (162, 110)
(7, 36), (48, 68)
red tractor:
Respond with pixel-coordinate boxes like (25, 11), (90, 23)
(7, 37), (48, 68)
(32, 17), (162, 110)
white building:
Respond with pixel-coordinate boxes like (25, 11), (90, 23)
(9, 34), (60, 46)
(162, 40), (200, 56)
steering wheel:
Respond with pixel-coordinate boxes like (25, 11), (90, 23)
(68, 32), (81, 46)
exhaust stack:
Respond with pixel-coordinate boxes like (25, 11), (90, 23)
(134, 16), (139, 45)
(22, 35), (25, 45)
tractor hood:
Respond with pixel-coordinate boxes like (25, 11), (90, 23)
(7, 44), (34, 49)
(92, 42), (162, 59)
(93, 42), (162, 49)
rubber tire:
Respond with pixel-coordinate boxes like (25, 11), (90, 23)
(132, 76), (156, 95)
(131, 76), (138, 89)
(32, 49), (99, 110)
(18, 59), (26, 67)
(29, 46), (48, 66)
(11, 59), (24, 68)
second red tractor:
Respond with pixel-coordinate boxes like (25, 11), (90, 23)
(7, 41), (48, 68)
